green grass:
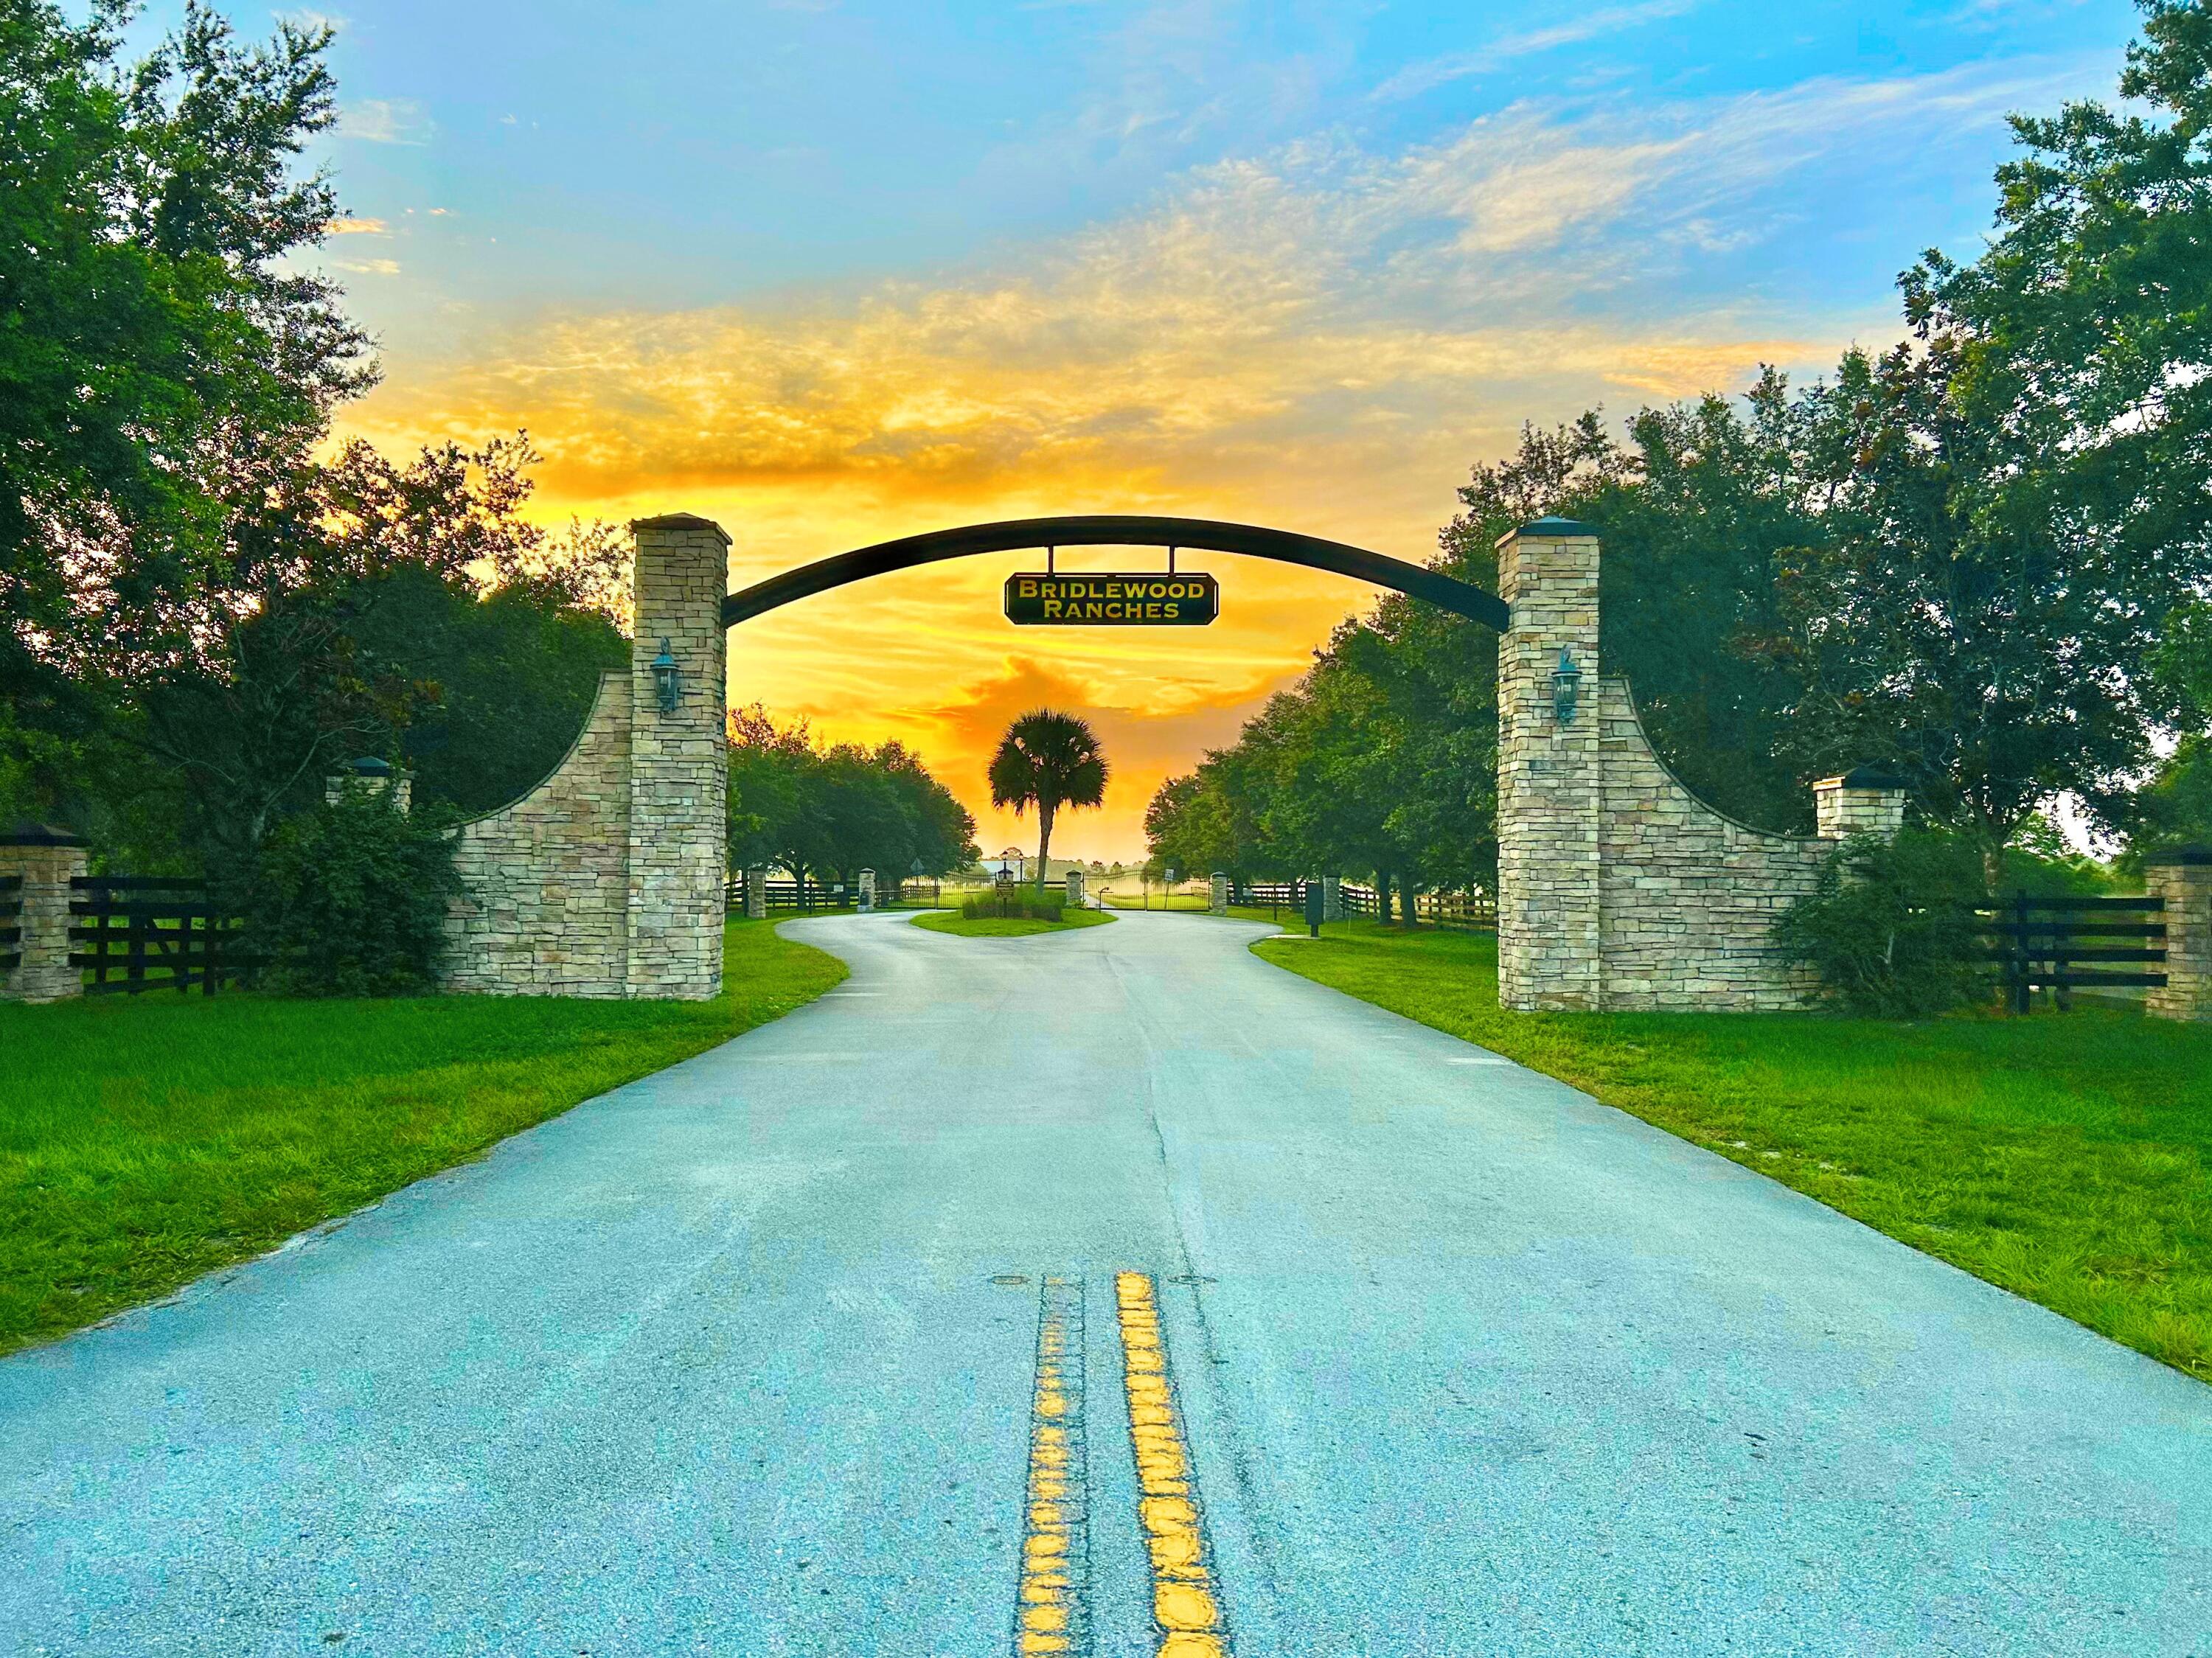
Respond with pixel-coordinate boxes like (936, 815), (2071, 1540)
(1100, 891), (1211, 910)
(911, 908), (1116, 937)
(0, 919), (845, 1355)
(1252, 919), (2212, 1383)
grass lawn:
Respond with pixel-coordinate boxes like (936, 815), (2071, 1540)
(0, 919), (844, 1356)
(911, 908), (1116, 938)
(1099, 891), (1212, 910)
(1253, 919), (2212, 1384)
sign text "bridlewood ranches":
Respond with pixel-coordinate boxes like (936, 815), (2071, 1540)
(1004, 572), (1219, 626)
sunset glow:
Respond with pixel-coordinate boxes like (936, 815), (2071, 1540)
(189, 0), (2136, 856)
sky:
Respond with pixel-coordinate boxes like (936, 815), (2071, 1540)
(145, 0), (2141, 860)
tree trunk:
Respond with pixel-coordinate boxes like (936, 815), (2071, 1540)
(1036, 800), (1055, 888)
(1377, 871), (1393, 924)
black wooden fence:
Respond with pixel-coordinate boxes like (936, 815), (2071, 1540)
(725, 872), (856, 914)
(0, 874), (21, 976)
(69, 876), (245, 996)
(1985, 891), (2167, 1013)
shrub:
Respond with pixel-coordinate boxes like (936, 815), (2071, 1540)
(246, 783), (464, 996)
(1773, 829), (1990, 1017)
(961, 888), (1066, 922)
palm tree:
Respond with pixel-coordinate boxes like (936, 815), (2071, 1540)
(988, 709), (1108, 887)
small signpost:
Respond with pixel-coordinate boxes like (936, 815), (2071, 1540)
(1006, 572), (1217, 627)
(1304, 878), (1325, 939)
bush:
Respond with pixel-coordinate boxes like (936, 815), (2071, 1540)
(1773, 829), (1990, 1017)
(246, 783), (464, 996)
(961, 888), (1066, 922)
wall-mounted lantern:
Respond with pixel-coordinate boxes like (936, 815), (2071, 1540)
(650, 638), (682, 716)
(1551, 647), (1582, 728)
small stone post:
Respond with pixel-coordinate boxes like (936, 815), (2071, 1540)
(858, 870), (876, 912)
(1814, 767), (1908, 840)
(2146, 846), (2212, 1023)
(744, 866), (767, 920)
(1321, 876), (1343, 922)
(325, 756), (411, 813)
(0, 823), (88, 1004)
(1495, 518), (1603, 1010)
(1209, 872), (1228, 914)
(625, 514), (731, 1000)
(1065, 869), (1085, 907)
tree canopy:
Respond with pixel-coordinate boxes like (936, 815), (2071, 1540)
(1150, 0), (2212, 891)
(726, 707), (979, 888)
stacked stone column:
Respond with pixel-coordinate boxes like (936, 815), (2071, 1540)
(1814, 770), (1908, 839)
(2146, 847), (2212, 1023)
(1495, 519), (1604, 1010)
(0, 826), (88, 1003)
(625, 515), (731, 1000)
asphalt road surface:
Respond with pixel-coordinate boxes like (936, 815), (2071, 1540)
(4, 911), (2208, 1657)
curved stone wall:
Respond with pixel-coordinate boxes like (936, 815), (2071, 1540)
(444, 670), (634, 996)
(438, 514), (731, 1000)
(1497, 520), (1902, 1012)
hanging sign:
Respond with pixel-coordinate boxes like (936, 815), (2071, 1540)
(1004, 572), (1218, 626)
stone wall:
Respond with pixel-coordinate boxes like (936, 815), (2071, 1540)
(0, 828), (88, 1004)
(1592, 680), (1828, 1010)
(445, 672), (635, 996)
(1496, 520), (1902, 1013)
(439, 514), (730, 1000)
(2146, 849), (2212, 1023)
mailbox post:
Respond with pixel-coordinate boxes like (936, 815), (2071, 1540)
(1304, 877), (1325, 939)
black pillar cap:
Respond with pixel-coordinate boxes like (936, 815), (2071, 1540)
(2144, 843), (2212, 867)
(0, 821), (87, 847)
(1837, 764), (1912, 791)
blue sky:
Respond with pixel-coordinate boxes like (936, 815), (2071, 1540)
(129, 0), (2147, 852)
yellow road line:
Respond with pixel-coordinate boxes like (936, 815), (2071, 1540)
(1114, 1271), (1231, 1658)
(1014, 1275), (1088, 1657)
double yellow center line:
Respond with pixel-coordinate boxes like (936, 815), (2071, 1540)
(1012, 1271), (1231, 1658)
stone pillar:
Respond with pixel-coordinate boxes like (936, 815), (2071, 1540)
(1495, 518), (1603, 1011)
(1321, 876), (1343, 922)
(1209, 872), (1228, 914)
(858, 870), (876, 911)
(624, 514), (730, 1000)
(744, 866), (767, 920)
(1, 824), (88, 1004)
(1815, 767), (1908, 840)
(325, 756), (411, 814)
(2146, 847), (2212, 1023)
(1066, 869), (1085, 907)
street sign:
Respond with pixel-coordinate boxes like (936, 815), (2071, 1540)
(1005, 572), (1217, 626)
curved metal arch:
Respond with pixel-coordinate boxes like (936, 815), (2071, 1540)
(720, 515), (1509, 633)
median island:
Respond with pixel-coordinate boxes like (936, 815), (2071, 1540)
(911, 892), (1115, 938)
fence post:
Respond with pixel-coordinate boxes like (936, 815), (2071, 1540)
(2146, 846), (2212, 1023)
(0, 825), (88, 1003)
(2012, 888), (2031, 1015)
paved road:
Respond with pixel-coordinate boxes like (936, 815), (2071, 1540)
(4, 912), (2208, 1656)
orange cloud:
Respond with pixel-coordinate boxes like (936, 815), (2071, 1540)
(333, 77), (1967, 854)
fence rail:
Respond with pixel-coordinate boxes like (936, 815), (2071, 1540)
(1228, 879), (1495, 930)
(725, 873), (858, 913)
(1982, 890), (2166, 1012)
(68, 876), (245, 996)
(0, 874), (20, 975)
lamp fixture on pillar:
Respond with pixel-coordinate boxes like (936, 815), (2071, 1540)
(1551, 647), (1582, 728)
(650, 638), (682, 715)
